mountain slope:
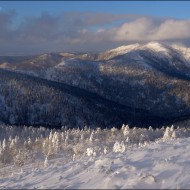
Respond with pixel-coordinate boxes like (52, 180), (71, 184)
(0, 68), (170, 128)
(1, 42), (190, 128)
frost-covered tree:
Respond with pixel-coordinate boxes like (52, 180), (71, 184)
(0, 123), (190, 169)
(44, 156), (49, 167)
(113, 141), (125, 153)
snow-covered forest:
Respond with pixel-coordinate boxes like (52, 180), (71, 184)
(1, 124), (190, 188)
(1, 124), (189, 168)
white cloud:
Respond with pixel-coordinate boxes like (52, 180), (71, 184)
(152, 19), (190, 40)
(113, 17), (155, 41)
(110, 17), (190, 42)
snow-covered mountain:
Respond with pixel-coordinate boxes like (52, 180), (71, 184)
(1, 41), (190, 128)
(97, 43), (140, 60)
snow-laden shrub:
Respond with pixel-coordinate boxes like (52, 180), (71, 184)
(103, 147), (108, 155)
(86, 148), (96, 157)
(44, 156), (49, 167)
(163, 125), (177, 141)
(0, 139), (14, 165)
(73, 142), (86, 156)
(14, 150), (26, 167)
(113, 141), (125, 153)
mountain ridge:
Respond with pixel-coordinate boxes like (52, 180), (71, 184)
(1, 42), (190, 128)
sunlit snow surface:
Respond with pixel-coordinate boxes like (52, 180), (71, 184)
(98, 42), (172, 60)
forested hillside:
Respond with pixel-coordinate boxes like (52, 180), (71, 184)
(1, 42), (190, 128)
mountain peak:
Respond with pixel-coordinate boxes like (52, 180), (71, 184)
(97, 43), (140, 60)
(143, 41), (169, 53)
(109, 43), (140, 53)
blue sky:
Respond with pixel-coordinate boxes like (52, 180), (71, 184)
(1, 1), (190, 20)
(1, 1), (190, 55)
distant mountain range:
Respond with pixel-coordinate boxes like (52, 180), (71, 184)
(1, 41), (190, 128)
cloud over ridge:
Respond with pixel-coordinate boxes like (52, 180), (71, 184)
(1, 10), (190, 55)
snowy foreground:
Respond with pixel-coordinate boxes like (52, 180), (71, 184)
(1, 125), (190, 189)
